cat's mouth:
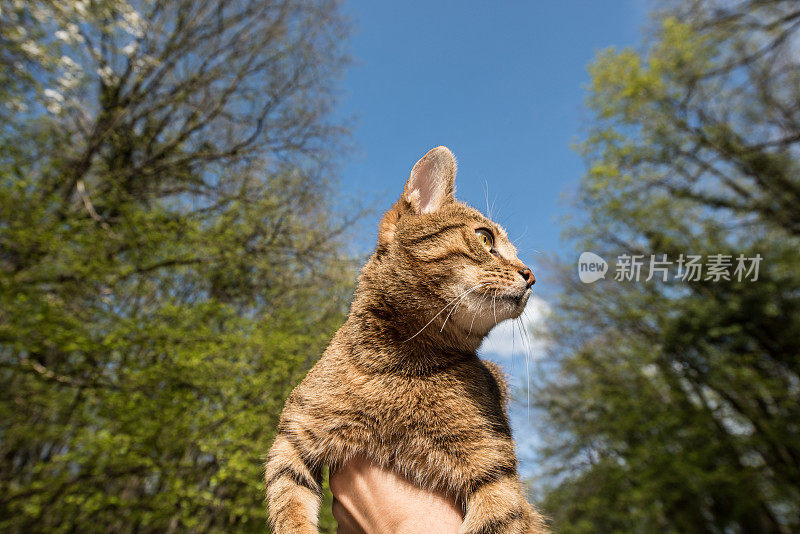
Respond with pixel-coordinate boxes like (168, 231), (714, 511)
(498, 287), (531, 305)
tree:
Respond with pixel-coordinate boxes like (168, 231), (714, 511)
(0, 0), (354, 531)
(535, 1), (800, 532)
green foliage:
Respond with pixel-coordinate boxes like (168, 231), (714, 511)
(537, 1), (800, 532)
(0, 0), (352, 531)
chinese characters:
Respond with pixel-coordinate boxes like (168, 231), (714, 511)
(613, 253), (762, 283)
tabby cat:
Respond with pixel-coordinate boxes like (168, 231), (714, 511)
(265, 146), (547, 533)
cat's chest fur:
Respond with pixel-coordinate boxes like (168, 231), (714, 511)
(281, 332), (515, 493)
(335, 351), (507, 439)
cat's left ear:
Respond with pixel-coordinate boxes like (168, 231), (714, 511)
(403, 146), (456, 214)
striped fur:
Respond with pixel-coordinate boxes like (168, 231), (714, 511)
(265, 147), (548, 533)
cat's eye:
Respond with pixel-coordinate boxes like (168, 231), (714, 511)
(475, 228), (494, 252)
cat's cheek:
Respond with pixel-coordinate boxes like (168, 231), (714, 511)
(456, 265), (486, 289)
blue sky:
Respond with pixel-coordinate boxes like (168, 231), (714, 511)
(336, 0), (647, 477)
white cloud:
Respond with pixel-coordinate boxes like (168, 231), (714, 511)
(479, 295), (551, 360)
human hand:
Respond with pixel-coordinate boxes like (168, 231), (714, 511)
(330, 455), (464, 534)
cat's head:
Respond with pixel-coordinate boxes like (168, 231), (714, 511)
(362, 146), (534, 344)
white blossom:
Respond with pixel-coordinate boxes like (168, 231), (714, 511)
(65, 23), (84, 43)
(122, 9), (143, 27)
(57, 71), (79, 90)
(73, 0), (89, 17)
(121, 8), (144, 38)
(45, 101), (62, 114)
(133, 54), (159, 72)
(27, 3), (47, 23)
(96, 65), (117, 85)
(121, 42), (137, 56)
(11, 24), (27, 38)
(20, 41), (44, 58)
(44, 88), (65, 115)
(59, 55), (78, 70)
(44, 88), (65, 103)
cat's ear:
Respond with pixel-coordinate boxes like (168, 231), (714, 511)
(403, 146), (456, 214)
(378, 147), (457, 248)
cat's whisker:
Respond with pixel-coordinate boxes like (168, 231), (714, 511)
(511, 227), (528, 246)
(483, 179), (491, 219)
(440, 283), (490, 333)
(468, 288), (490, 334)
(521, 309), (535, 358)
(510, 317), (523, 402)
(511, 319), (517, 357)
(443, 285), (487, 332)
(516, 316), (532, 419)
(491, 289), (498, 325)
(404, 283), (489, 342)
(519, 309), (539, 420)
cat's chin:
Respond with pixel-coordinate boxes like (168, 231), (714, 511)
(506, 287), (532, 310)
(493, 287), (531, 316)
(453, 288), (532, 337)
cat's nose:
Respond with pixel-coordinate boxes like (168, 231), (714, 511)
(518, 268), (535, 288)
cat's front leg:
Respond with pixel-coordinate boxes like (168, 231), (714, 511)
(264, 433), (322, 534)
(460, 474), (547, 534)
